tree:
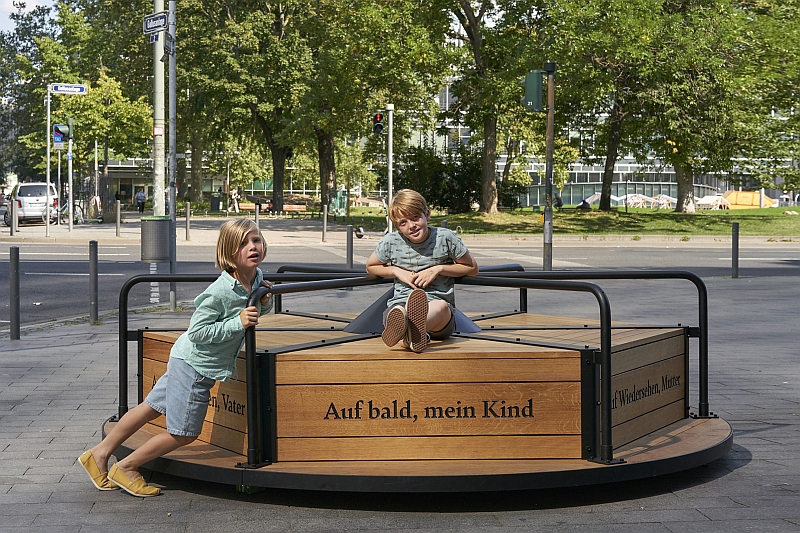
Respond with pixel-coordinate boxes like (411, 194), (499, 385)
(296, 0), (450, 208)
(181, 0), (314, 212)
(544, 0), (664, 210)
(439, 0), (543, 214)
(640, 0), (757, 212)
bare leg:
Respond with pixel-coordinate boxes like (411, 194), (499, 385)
(427, 299), (452, 333)
(90, 402), (160, 474)
(114, 432), (197, 481)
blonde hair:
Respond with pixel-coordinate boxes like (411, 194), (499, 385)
(215, 219), (266, 272)
(388, 189), (428, 224)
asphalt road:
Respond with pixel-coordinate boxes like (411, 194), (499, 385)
(0, 241), (797, 326)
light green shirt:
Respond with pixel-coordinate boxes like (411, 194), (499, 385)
(374, 226), (468, 308)
(171, 269), (272, 382)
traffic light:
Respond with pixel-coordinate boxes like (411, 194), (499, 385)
(54, 118), (74, 141)
(372, 111), (385, 134)
(521, 70), (543, 112)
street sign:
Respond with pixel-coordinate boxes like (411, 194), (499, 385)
(67, 152), (73, 161)
(53, 125), (64, 144)
(149, 34), (159, 44)
(51, 84), (88, 95)
(143, 11), (168, 35)
(54, 142), (64, 150)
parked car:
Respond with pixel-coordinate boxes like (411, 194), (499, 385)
(3, 182), (59, 226)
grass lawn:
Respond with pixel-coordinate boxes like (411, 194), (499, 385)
(345, 206), (800, 236)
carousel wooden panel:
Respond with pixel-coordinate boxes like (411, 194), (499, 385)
(276, 435), (583, 462)
(275, 357), (581, 384)
(276, 382), (581, 437)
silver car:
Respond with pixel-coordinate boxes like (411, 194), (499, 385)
(3, 183), (59, 226)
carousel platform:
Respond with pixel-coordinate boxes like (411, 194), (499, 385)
(107, 276), (731, 493)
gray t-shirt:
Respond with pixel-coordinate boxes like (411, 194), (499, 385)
(374, 227), (468, 308)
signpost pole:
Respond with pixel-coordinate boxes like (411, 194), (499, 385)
(68, 137), (74, 232)
(45, 86), (51, 237)
(57, 150), (61, 225)
(542, 62), (557, 271)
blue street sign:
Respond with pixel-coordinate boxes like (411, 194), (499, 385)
(67, 152), (73, 161)
(51, 84), (88, 95)
(149, 34), (159, 44)
(143, 11), (168, 35)
(53, 125), (64, 144)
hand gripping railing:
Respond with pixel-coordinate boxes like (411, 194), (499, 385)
(116, 273), (383, 420)
(473, 270), (712, 418)
(241, 275), (385, 467)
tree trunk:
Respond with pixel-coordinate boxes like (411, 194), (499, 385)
(271, 147), (287, 212)
(252, 108), (287, 212)
(316, 127), (336, 209)
(189, 134), (204, 203)
(481, 114), (498, 213)
(674, 163), (695, 213)
(600, 98), (624, 211)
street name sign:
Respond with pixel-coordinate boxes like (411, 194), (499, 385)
(143, 11), (168, 35)
(51, 84), (88, 95)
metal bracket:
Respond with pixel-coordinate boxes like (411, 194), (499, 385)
(235, 461), (272, 469)
(690, 411), (719, 419)
(588, 456), (626, 465)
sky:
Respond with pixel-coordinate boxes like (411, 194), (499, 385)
(1, 0), (51, 33)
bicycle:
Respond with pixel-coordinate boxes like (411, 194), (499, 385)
(43, 203), (84, 225)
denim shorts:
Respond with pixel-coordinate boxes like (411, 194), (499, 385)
(145, 357), (215, 437)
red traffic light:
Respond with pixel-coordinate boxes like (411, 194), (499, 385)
(372, 111), (385, 134)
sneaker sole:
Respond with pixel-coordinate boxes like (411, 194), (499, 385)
(382, 307), (406, 347)
(406, 289), (428, 353)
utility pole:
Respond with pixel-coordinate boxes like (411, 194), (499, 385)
(167, 0), (178, 310)
(152, 0), (166, 216)
(542, 62), (557, 271)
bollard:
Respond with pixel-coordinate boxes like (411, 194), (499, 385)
(185, 201), (191, 241)
(441, 219), (448, 229)
(116, 200), (121, 237)
(346, 225), (354, 269)
(89, 240), (98, 323)
(254, 203), (260, 228)
(9, 199), (16, 236)
(10, 246), (20, 339)
(322, 205), (328, 242)
(732, 221), (739, 279)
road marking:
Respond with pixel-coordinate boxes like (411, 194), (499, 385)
(150, 263), (160, 303)
(723, 257), (790, 260)
(0, 252), (131, 257)
(23, 273), (124, 276)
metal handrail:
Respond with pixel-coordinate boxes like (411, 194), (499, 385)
(459, 276), (616, 462)
(473, 270), (710, 418)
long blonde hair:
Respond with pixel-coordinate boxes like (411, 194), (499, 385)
(215, 219), (266, 272)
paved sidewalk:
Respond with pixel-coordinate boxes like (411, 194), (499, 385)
(0, 220), (799, 532)
(2, 211), (798, 248)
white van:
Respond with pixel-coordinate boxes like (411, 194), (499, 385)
(3, 182), (58, 226)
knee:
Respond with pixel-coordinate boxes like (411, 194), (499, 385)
(175, 435), (199, 446)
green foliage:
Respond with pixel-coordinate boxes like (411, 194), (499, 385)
(395, 143), (481, 213)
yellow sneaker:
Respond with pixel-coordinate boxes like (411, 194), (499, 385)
(107, 464), (161, 497)
(78, 450), (118, 491)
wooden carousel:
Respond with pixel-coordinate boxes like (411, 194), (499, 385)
(106, 267), (732, 492)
